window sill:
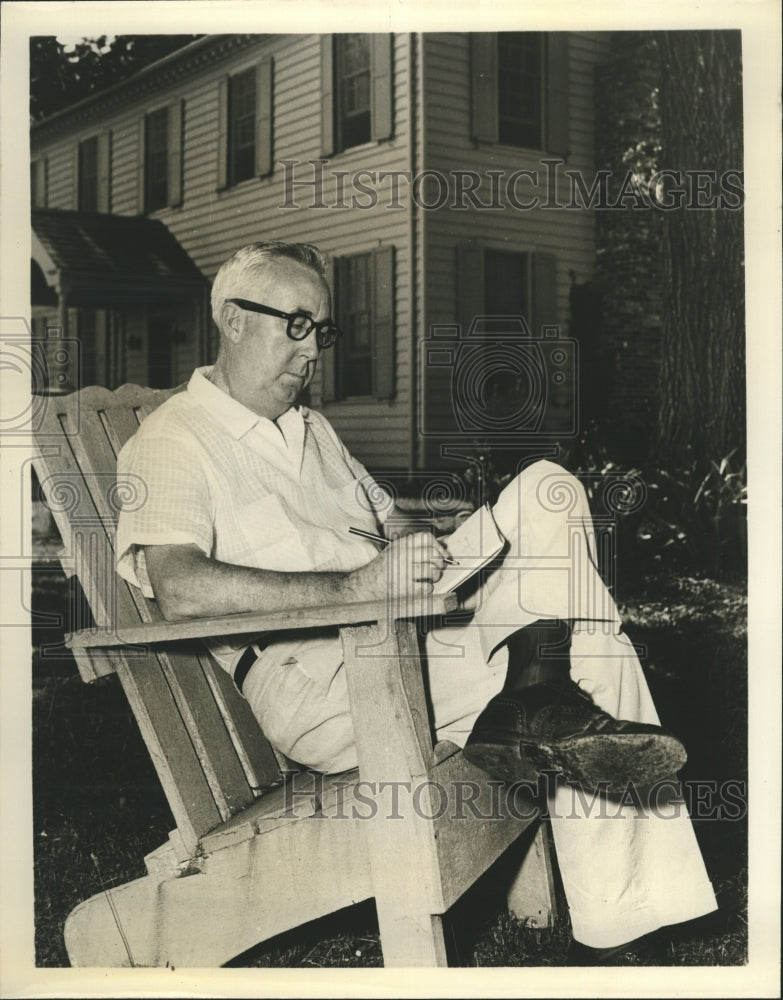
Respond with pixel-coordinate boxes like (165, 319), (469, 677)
(216, 172), (273, 196)
(145, 204), (183, 217)
(323, 394), (377, 405)
(474, 139), (568, 162)
(331, 138), (394, 158)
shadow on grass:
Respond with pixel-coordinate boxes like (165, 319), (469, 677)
(31, 567), (747, 967)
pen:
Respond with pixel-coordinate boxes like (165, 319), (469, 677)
(349, 526), (460, 565)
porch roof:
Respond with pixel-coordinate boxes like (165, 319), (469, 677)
(32, 208), (207, 307)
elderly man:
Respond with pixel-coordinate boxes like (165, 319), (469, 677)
(116, 241), (717, 963)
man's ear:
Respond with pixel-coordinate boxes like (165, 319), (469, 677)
(219, 300), (244, 344)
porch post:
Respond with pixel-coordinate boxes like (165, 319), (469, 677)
(54, 281), (70, 392)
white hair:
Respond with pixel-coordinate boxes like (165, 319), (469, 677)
(210, 242), (327, 323)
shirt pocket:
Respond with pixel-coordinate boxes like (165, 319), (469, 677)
(231, 493), (312, 571)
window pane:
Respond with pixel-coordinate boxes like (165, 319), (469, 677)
(336, 34), (372, 151)
(230, 67), (257, 185)
(340, 34), (370, 76)
(497, 32), (543, 149)
(484, 249), (529, 316)
(337, 253), (373, 396)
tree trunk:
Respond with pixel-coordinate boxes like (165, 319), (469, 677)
(655, 31), (745, 469)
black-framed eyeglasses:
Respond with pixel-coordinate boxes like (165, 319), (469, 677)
(227, 298), (342, 350)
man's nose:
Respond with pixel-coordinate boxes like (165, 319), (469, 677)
(298, 331), (321, 359)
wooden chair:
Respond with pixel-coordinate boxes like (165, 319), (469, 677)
(32, 383), (556, 968)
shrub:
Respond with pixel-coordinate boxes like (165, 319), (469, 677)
(455, 438), (747, 583)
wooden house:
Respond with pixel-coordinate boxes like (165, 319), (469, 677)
(31, 32), (610, 474)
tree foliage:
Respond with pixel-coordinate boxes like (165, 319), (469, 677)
(30, 35), (201, 121)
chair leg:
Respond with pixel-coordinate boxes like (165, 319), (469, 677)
(374, 897), (449, 967)
(506, 823), (558, 927)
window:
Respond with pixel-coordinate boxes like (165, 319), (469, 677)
(322, 246), (395, 402)
(217, 60), (273, 189)
(497, 33), (543, 149)
(474, 250), (532, 417)
(457, 244), (557, 339)
(455, 245), (568, 432)
(145, 106), (169, 212)
(337, 253), (374, 394)
(230, 67), (257, 185)
(78, 136), (99, 211)
(336, 35), (372, 150)
(76, 131), (111, 212)
(484, 249), (531, 317)
(138, 102), (183, 212)
(321, 35), (393, 155)
(470, 32), (569, 155)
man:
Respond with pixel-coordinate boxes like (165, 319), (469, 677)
(116, 241), (717, 963)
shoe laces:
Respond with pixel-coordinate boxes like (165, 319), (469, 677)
(546, 679), (620, 733)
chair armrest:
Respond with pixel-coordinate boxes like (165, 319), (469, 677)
(66, 593), (458, 650)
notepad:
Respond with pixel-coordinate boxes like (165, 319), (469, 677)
(433, 503), (506, 596)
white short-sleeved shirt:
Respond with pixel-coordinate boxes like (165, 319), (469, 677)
(116, 366), (392, 671)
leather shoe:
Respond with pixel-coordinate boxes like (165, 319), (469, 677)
(463, 679), (686, 793)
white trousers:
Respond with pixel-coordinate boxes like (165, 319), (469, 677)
(242, 460), (717, 947)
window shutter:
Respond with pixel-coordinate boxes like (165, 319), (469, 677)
(531, 252), (558, 334)
(370, 34), (393, 142)
(97, 130), (111, 212)
(137, 117), (146, 213)
(457, 243), (485, 334)
(372, 246), (395, 399)
(72, 146), (80, 209)
(320, 36), (335, 157)
(255, 57), (274, 178)
(545, 33), (569, 157)
(168, 99), (184, 207)
(320, 255), (338, 403)
(217, 76), (229, 190)
(470, 33), (498, 143)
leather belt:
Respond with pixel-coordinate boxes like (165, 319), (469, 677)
(233, 638), (270, 695)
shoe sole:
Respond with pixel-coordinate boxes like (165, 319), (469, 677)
(463, 731), (687, 793)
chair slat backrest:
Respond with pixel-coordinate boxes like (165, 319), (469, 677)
(33, 384), (282, 854)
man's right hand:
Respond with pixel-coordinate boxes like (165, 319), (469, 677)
(349, 531), (449, 600)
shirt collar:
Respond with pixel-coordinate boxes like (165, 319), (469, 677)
(188, 365), (308, 440)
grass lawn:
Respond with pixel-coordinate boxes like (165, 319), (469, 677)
(31, 566), (747, 968)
